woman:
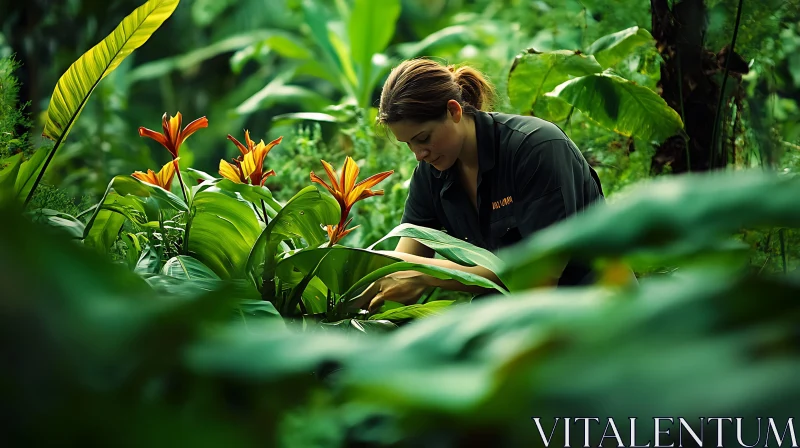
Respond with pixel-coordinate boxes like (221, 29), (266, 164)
(353, 58), (604, 313)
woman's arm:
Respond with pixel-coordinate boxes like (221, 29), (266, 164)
(350, 237), (504, 313)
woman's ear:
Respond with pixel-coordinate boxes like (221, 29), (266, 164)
(447, 99), (463, 123)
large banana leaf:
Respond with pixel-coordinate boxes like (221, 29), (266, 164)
(369, 223), (507, 284)
(31, 0), (179, 205)
(507, 49), (602, 120)
(42, 0), (179, 144)
(498, 170), (800, 291)
(348, 0), (401, 106)
(189, 189), (263, 279)
(547, 71), (684, 144)
(587, 26), (655, 69)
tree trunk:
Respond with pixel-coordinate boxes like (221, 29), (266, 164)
(649, 0), (747, 174)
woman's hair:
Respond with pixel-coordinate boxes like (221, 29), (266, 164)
(377, 58), (496, 124)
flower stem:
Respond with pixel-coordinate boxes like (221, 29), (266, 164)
(173, 159), (189, 205)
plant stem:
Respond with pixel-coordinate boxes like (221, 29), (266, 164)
(261, 199), (269, 225)
(173, 159), (189, 205)
(779, 228), (787, 275)
(709, 0), (745, 169)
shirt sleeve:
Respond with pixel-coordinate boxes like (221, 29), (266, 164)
(400, 164), (440, 229)
(512, 138), (601, 238)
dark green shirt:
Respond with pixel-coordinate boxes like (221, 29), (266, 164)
(401, 110), (604, 286)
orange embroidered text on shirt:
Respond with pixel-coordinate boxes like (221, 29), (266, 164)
(492, 196), (513, 210)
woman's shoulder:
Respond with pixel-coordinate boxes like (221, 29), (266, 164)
(486, 111), (569, 144)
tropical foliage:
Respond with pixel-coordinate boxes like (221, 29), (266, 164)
(2, 0), (800, 445)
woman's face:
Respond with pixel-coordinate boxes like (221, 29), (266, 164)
(387, 108), (464, 171)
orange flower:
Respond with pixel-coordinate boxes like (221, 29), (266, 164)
(139, 112), (208, 159)
(310, 156), (393, 245)
(132, 159), (178, 190)
(219, 131), (281, 186)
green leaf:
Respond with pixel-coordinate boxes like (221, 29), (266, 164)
(42, 0), (179, 143)
(587, 26), (655, 69)
(507, 49), (602, 119)
(348, 0), (401, 106)
(270, 112), (340, 125)
(83, 193), (131, 253)
(189, 189), (264, 279)
(277, 246), (400, 296)
(14, 147), (48, 200)
(498, 170), (800, 290)
(195, 179), (282, 219)
(369, 300), (455, 321)
(369, 223), (507, 284)
(127, 30), (273, 82)
(340, 260), (508, 304)
(0, 153), (23, 197)
(28, 209), (86, 239)
(246, 186), (340, 294)
(134, 245), (161, 275)
(319, 318), (397, 334)
(547, 72), (684, 144)
(162, 255), (220, 280)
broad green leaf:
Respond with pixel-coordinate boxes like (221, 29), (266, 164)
(499, 170), (800, 291)
(127, 30), (272, 82)
(189, 189), (263, 279)
(507, 49), (602, 118)
(27, 209), (86, 239)
(302, 0), (347, 89)
(134, 245), (161, 274)
(83, 175), (187, 241)
(83, 193), (131, 253)
(282, 250), (331, 316)
(123, 233), (143, 268)
(43, 0), (179, 143)
(347, 0), (401, 106)
(184, 167), (216, 186)
(13, 147), (48, 200)
(369, 223), (507, 283)
(395, 25), (479, 59)
(369, 300), (455, 321)
(246, 186), (340, 294)
(587, 26), (655, 69)
(264, 34), (314, 60)
(0, 153), (23, 197)
(195, 179), (282, 219)
(319, 318), (397, 333)
(328, 30), (359, 93)
(270, 112), (340, 125)
(547, 72), (684, 144)
(277, 246), (400, 295)
(162, 255), (220, 280)
(235, 74), (332, 116)
(340, 260), (508, 304)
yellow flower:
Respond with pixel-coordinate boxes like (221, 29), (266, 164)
(131, 159), (178, 190)
(310, 156), (393, 245)
(219, 131), (281, 186)
(139, 112), (208, 159)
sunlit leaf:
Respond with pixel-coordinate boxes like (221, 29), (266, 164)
(369, 300), (455, 321)
(547, 71), (684, 144)
(369, 223), (507, 284)
(14, 147), (48, 200)
(507, 49), (602, 119)
(43, 0), (179, 143)
(162, 255), (220, 280)
(587, 26), (655, 69)
(348, 0), (401, 106)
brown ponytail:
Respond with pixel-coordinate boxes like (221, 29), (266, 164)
(377, 58), (495, 124)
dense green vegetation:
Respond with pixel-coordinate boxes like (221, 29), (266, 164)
(2, 0), (800, 446)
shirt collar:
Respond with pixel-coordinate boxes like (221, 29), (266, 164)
(432, 110), (497, 182)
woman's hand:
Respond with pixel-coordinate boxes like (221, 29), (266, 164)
(350, 270), (433, 314)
